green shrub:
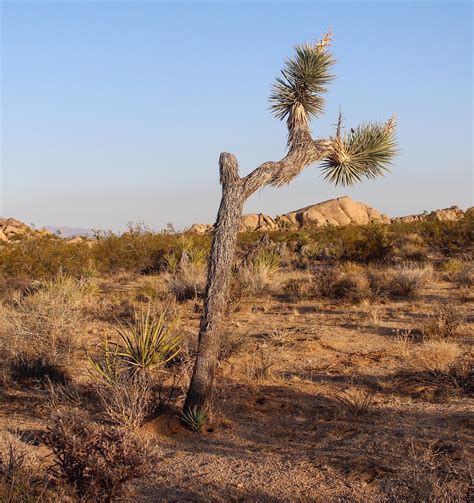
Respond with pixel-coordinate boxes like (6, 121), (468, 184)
(0, 236), (91, 281)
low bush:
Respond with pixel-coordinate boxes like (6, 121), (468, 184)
(385, 263), (433, 297)
(413, 340), (462, 371)
(419, 303), (463, 340)
(312, 263), (370, 303)
(238, 250), (281, 295)
(1, 273), (87, 383)
(43, 412), (153, 502)
(163, 252), (207, 301)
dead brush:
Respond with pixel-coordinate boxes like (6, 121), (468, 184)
(0, 431), (50, 503)
(94, 371), (155, 429)
(419, 303), (463, 341)
(397, 440), (472, 502)
(0, 274), (85, 383)
(390, 359), (473, 401)
(386, 263), (433, 297)
(43, 412), (153, 503)
(332, 388), (375, 418)
(246, 352), (274, 381)
(163, 252), (206, 301)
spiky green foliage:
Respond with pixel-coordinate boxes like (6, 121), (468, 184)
(270, 32), (335, 145)
(320, 118), (397, 186)
(181, 406), (209, 432)
(88, 307), (181, 382)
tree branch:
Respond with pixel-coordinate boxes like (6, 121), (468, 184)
(241, 137), (332, 199)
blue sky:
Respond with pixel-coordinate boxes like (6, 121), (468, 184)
(1, 0), (472, 231)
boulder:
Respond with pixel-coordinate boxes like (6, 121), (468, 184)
(187, 223), (213, 235)
(239, 213), (278, 232)
(281, 196), (390, 228)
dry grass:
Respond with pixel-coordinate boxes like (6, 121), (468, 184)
(419, 303), (463, 340)
(163, 254), (206, 301)
(386, 263), (433, 297)
(413, 340), (463, 371)
(0, 274), (87, 383)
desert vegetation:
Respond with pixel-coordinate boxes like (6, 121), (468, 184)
(0, 212), (472, 501)
(1, 28), (472, 502)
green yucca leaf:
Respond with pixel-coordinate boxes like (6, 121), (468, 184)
(87, 306), (182, 382)
(181, 406), (209, 432)
(320, 119), (397, 186)
(269, 33), (335, 122)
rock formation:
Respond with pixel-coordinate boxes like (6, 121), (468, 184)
(391, 205), (467, 224)
(0, 218), (51, 243)
(277, 196), (390, 228)
(187, 196), (390, 233)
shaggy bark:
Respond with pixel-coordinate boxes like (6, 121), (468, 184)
(184, 136), (332, 412)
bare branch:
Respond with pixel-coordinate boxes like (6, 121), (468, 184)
(241, 137), (332, 199)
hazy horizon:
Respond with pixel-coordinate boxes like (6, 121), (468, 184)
(1, 1), (472, 232)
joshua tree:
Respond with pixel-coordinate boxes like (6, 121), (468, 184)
(184, 32), (397, 413)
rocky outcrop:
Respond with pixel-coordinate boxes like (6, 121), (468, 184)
(187, 213), (277, 235)
(0, 218), (51, 243)
(278, 196), (390, 228)
(187, 223), (214, 235)
(187, 197), (389, 234)
(240, 213), (278, 232)
(391, 205), (466, 224)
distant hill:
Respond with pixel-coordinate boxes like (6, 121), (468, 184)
(44, 226), (94, 238)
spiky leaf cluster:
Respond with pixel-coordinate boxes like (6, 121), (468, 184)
(270, 33), (335, 124)
(320, 119), (397, 186)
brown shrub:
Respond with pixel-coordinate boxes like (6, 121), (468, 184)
(385, 263), (433, 297)
(43, 412), (153, 502)
(419, 303), (463, 340)
(0, 274), (86, 383)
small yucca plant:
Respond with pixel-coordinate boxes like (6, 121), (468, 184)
(88, 306), (181, 381)
(252, 250), (281, 275)
(181, 406), (209, 432)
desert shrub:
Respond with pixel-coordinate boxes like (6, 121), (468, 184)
(312, 263), (370, 303)
(88, 306), (181, 381)
(1, 273), (86, 383)
(0, 236), (92, 281)
(282, 275), (312, 301)
(385, 263), (433, 297)
(332, 389), (375, 418)
(0, 430), (51, 503)
(391, 359), (473, 401)
(413, 340), (462, 371)
(419, 303), (463, 340)
(43, 412), (152, 502)
(391, 233), (427, 262)
(92, 225), (210, 275)
(394, 441), (472, 502)
(88, 307), (181, 426)
(163, 252), (207, 301)
(238, 250), (281, 295)
(331, 263), (370, 302)
(449, 261), (474, 287)
(246, 352), (274, 381)
(95, 372), (155, 429)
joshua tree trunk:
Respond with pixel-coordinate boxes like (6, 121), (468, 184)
(184, 153), (244, 411)
(183, 33), (397, 413)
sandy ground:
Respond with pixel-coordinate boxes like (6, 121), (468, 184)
(1, 273), (472, 502)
